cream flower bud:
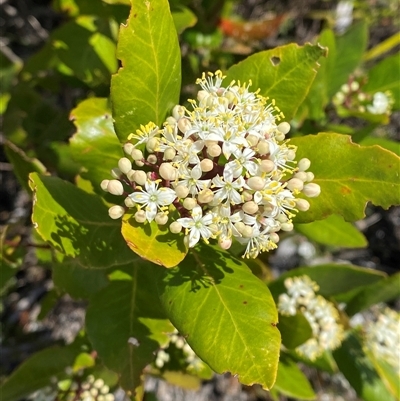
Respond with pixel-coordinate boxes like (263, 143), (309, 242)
(246, 134), (259, 146)
(163, 147), (176, 160)
(278, 122), (291, 135)
(242, 190), (253, 201)
(207, 144), (221, 157)
(298, 158), (311, 172)
(131, 148), (143, 161)
(294, 171), (308, 181)
(146, 137), (160, 153)
(175, 185), (189, 199)
(204, 140), (217, 147)
(247, 176), (265, 191)
(147, 154), (157, 164)
(104, 395), (114, 401)
(134, 170), (147, 185)
(200, 159), (214, 172)
(126, 170), (136, 181)
(295, 198), (310, 212)
(303, 183), (321, 197)
(257, 140), (270, 155)
(305, 172), (315, 182)
(155, 212), (168, 225)
(270, 232), (280, 243)
(197, 90), (208, 102)
(169, 221), (182, 234)
(242, 201), (258, 214)
(242, 225), (254, 238)
(198, 189), (214, 204)
(159, 163), (177, 181)
(124, 197), (135, 208)
(260, 159), (275, 173)
(183, 197), (197, 210)
(172, 105), (185, 120)
(287, 149), (296, 161)
(135, 160), (144, 167)
(123, 142), (134, 155)
(177, 118), (192, 134)
(100, 386), (110, 395)
(234, 221), (245, 233)
(287, 178), (304, 191)
(166, 116), (177, 126)
(218, 237), (232, 250)
(280, 222), (294, 231)
(277, 213), (288, 223)
(134, 210), (146, 223)
(108, 205), (125, 219)
(94, 379), (104, 389)
(100, 179), (109, 191)
(111, 168), (122, 178)
(350, 81), (359, 91)
(118, 157), (132, 174)
(107, 179), (124, 195)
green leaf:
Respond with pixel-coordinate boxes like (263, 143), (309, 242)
(0, 345), (79, 401)
(111, 0), (181, 141)
(359, 137), (400, 157)
(345, 273), (400, 316)
(225, 43), (327, 120)
(172, 6), (197, 34)
(274, 353), (315, 400)
(364, 32), (400, 61)
(291, 133), (400, 223)
(30, 173), (138, 268)
(52, 260), (109, 299)
(69, 98), (123, 193)
(327, 20), (368, 97)
(278, 313), (313, 350)
(52, 16), (117, 87)
(4, 140), (47, 192)
(86, 264), (174, 391)
(364, 53), (400, 110)
(268, 264), (386, 301)
(333, 332), (396, 401)
(295, 214), (367, 248)
(121, 211), (188, 268)
(156, 244), (281, 390)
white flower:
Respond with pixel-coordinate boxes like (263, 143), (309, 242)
(226, 147), (258, 177)
(128, 122), (159, 147)
(175, 164), (211, 195)
(211, 168), (244, 205)
(177, 206), (214, 247)
(129, 180), (176, 221)
(367, 92), (391, 115)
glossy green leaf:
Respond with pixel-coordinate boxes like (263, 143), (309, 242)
(274, 353), (315, 400)
(172, 6), (197, 34)
(156, 244), (281, 390)
(359, 137), (400, 157)
(69, 98), (123, 193)
(364, 32), (400, 61)
(333, 333), (396, 401)
(364, 53), (400, 110)
(295, 214), (367, 248)
(52, 16), (117, 87)
(52, 260), (109, 299)
(279, 313), (313, 349)
(345, 273), (400, 316)
(30, 173), (138, 268)
(86, 264), (174, 391)
(121, 211), (188, 268)
(111, 0), (181, 141)
(0, 345), (80, 401)
(288, 349), (337, 374)
(225, 43), (327, 121)
(268, 264), (386, 301)
(327, 20), (368, 97)
(291, 133), (400, 223)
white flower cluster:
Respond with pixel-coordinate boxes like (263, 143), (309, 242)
(365, 307), (400, 374)
(155, 329), (205, 372)
(278, 275), (344, 360)
(102, 71), (320, 258)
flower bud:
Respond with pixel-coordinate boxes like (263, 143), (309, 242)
(242, 225), (254, 238)
(159, 163), (178, 180)
(108, 205), (125, 219)
(260, 159), (275, 173)
(183, 197), (197, 210)
(107, 180), (124, 195)
(277, 213), (288, 223)
(124, 197), (135, 208)
(163, 147), (176, 160)
(247, 176), (265, 191)
(177, 117), (192, 134)
(94, 379), (104, 389)
(234, 221), (245, 233)
(287, 149), (296, 161)
(146, 137), (160, 153)
(350, 81), (359, 91)
(126, 170), (136, 181)
(294, 171), (307, 181)
(305, 172), (314, 182)
(303, 183), (321, 198)
(270, 232), (280, 243)
(135, 160), (145, 167)
(278, 122), (291, 135)
(298, 158), (311, 172)
(242, 190), (253, 201)
(341, 83), (350, 94)
(175, 185), (189, 199)
(169, 221), (182, 234)
(100, 179), (109, 191)
(118, 157), (132, 174)
(197, 90), (208, 102)
(172, 105), (185, 120)
(131, 148), (143, 161)
(147, 154), (157, 164)
(155, 212), (168, 225)
(198, 189), (214, 204)
(134, 170), (147, 185)
(295, 198), (310, 211)
(280, 222), (294, 231)
(104, 394), (115, 401)
(242, 201), (258, 214)
(134, 210), (146, 223)
(257, 140), (270, 155)
(218, 236), (232, 250)
(287, 178), (304, 191)
(246, 134), (259, 146)
(100, 386), (110, 395)
(123, 142), (134, 155)
(165, 116), (177, 126)
(207, 144), (221, 158)
(200, 159), (214, 172)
